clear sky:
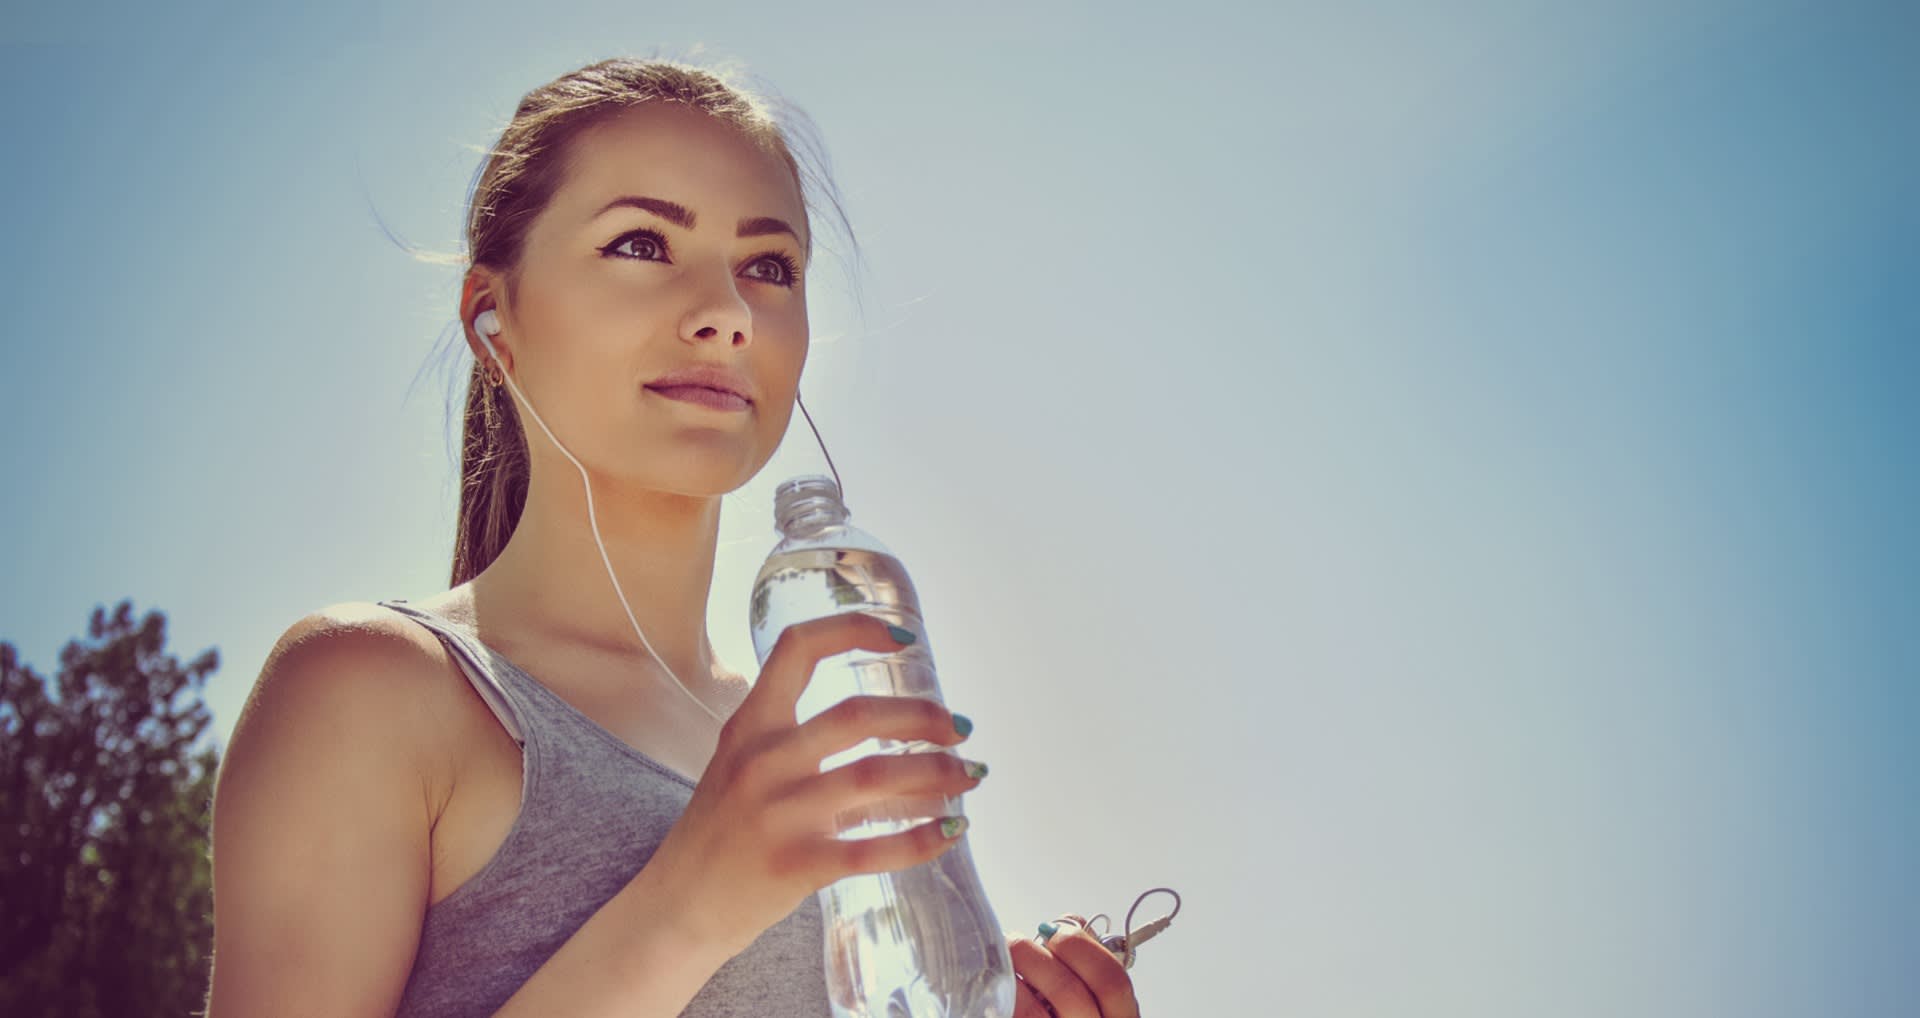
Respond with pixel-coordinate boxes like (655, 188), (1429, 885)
(4, 1), (1916, 1014)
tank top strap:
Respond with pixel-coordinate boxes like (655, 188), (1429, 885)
(376, 598), (526, 749)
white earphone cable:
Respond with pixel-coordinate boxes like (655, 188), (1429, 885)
(476, 313), (727, 726)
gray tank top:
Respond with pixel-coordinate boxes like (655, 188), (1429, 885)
(375, 598), (832, 1017)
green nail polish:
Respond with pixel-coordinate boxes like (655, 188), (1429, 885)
(939, 816), (968, 839)
(951, 713), (973, 737)
(1038, 921), (1059, 943)
(963, 759), (989, 780)
(887, 624), (917, 645)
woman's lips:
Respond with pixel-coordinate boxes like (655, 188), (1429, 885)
(646, 384), (751, 411)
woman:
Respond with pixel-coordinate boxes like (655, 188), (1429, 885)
(205, 57), (1142, 1017)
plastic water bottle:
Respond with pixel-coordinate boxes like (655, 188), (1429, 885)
(748, 474), (1016, 1018)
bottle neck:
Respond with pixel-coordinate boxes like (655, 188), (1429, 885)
(774, 475), (851, 538)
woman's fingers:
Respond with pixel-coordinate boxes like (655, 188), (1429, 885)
(647, 612), (954, 956)
(787, 814), (969, 881)
(1010, 924), (1143, 1018)
(1008, 934), (1104, 1018)
(783, 693), (969, 767)
(1043, 924), (1141, 1018)
(1014, 975), (1058, 1018)
(738, 613), (912, 732)
(772, 747), (981, 834)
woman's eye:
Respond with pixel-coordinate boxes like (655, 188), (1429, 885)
(745, 254), (800, 287)
(603, 229), (667, 261)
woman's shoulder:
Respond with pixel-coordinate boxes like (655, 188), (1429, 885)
(208, 604), (462, 1015)
(269, 599), (462, 690)
(240, 599), (474, 794)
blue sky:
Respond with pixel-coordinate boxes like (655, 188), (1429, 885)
(3, 1), (1916, 1014)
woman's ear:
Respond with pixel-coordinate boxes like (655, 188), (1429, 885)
(460, 268), (512, 373)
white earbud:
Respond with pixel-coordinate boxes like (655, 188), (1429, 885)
(473, 309), (503, 361)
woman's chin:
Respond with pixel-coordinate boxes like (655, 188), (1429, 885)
(635, 459), (759, 498)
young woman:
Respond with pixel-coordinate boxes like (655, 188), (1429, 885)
(204, 57), (1142, 1017)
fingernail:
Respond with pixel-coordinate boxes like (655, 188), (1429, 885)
(963, 758), (989, 780)
(952, 713), (973, 737)
(887, 624), (917, 645)
(1038, 921), (1059, 943)
(940, 816), (969, 839)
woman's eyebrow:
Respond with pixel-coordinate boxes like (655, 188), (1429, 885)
(592, 194), (799, 242)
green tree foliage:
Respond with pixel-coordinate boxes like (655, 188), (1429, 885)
(1, 599), (220, 1018)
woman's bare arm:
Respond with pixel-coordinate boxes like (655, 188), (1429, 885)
(489, 850), (736, 1017)
(204, 608), (736, 1018)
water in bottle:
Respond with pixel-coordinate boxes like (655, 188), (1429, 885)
(748, 475), (1016, 1018)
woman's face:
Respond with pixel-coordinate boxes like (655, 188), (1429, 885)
(481, 102), (811, 496)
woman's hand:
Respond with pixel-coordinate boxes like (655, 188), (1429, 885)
(643, 612), (985, 958)
(1008, 922), (1143, 1018)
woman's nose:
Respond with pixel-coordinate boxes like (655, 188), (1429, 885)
(691, 322), (746, 345)
(684, 272), (751, 346)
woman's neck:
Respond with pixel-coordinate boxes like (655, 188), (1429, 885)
(468, 473), (732, 694)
